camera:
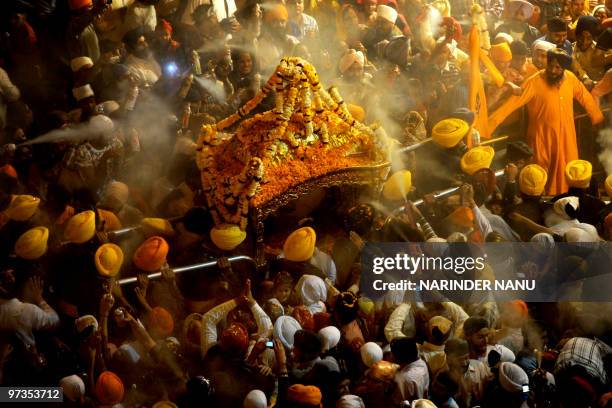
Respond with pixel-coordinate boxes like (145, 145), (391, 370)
(164, 62), (179, 77)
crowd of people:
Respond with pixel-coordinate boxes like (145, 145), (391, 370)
(1, 0), (612, 407)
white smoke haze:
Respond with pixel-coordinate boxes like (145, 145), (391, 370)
(193, 76), (228, 104)
(19, 115), (115, 146)
(597, 127), (612, 175)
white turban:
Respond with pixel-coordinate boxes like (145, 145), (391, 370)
(564, 225), (598, 242)
(296, 274), (327, 307)
(70, 56), (94, 72)
(243, 389), (267, 408)
(553, 196), (580, 220)
(412, 400), (438, 408)
(360, 342), (383, 367)
(60, 375), (85, 402)
(75, 314), (98, 334)
(530, 232), (555, 254)
(495, 32), (514, 44)
(89, 114), (115, 133)
(274, 316), (301, 350)
(446, 232), (468, 242)
(499, 362), (529, 393)
(118, 343), (141, 364)
(377, 4), (398, 24)
(72, 84), (95, 101)
(533, 40), (556, 54)
(339, 49), (365, 74)
(318, 326), (341, 352)
(336, 394), (366, 408)
(592, 4), (607, 16)
(506, 0), (535, 20)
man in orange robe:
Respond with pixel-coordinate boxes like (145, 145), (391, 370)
(488, 49), (603, 195)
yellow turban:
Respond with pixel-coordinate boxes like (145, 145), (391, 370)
(489, 42), (513, 62)
(97, 209), (122, 231)
(382, 170), (412, 201)
(428, 315), (453, 337)
(210, 224), (246, 251)
(460, 146), (495, 175)
(412, 400), (438, 408)
(565, 159), (592, 188)
(265, 3), (288, 21)
(64, 210), (96, 243)
(141, 218), (175, 238)
(432, 118), (469, 148)
(95, 243), (124, 277)
(358, 297), (375, 315)
(348, 104), (366, 123)
(283, 227), (316, 262)
(15, 227), (49, 260)
(5, 195), (40, 221)
(519, 164), (548, 196)
(369, 360), (400, 381)
(605, 174), (612, 197)
(152, 402), (178, 408)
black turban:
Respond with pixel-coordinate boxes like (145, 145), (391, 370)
(597, 28), (612, 50)
(122, 27), (146, 51)
(547, 49), (573, 69)
(575, 15), (600, 38)
(548, 17), (568, 33)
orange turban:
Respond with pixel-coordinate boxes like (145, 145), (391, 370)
(0, 164), (17, 179)
(504, 300), (528, 318)
(148, 307), (174, 337)
(291, 306), (315, 331)
(287, 384), (323, 406)
(97, 209), (122, 231)
(448, 206), (474, 228)
(368, 360), (400, 381)
(69, 0), (93, 10)
(220, 322), (249, 354)
(605, 213), (612, 233)
(265, 4), (289, 22)
(133, 236), (169, 272)
(95, 371), (124, 405)
(490, 42), (512, 62)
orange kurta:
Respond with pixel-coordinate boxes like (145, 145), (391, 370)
(488, 70), (603, 195)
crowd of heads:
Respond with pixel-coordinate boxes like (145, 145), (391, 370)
(1, 0), (612, 407)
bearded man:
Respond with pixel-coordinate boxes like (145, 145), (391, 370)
(488, 49), (603, 195)
(123, 27), (162, 87)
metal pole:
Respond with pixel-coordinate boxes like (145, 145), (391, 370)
(108, 216), (183, 240)
(396, 138), (432, 154)
(480, 135), (509, 146)
(393, 168), (506, 214)
(108, 226), (140, 239)
(117, 255), (257, 286)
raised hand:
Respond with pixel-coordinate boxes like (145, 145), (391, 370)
(27, 276), (45, 305)
(100, 293), (115, 317)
